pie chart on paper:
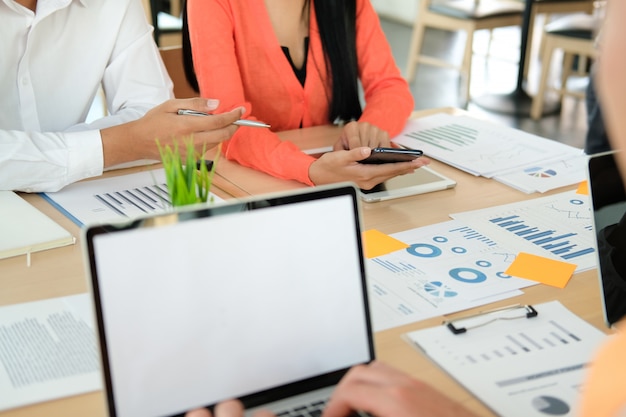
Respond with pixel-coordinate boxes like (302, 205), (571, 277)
(524, 166), (557, 178)
(531, 395), (570, 415)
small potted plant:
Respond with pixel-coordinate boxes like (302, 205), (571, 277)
(157, 138), (221, 207)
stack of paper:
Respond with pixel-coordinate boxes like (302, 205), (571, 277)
(0, 191), (74, 261)
(393, 113), (586, 193)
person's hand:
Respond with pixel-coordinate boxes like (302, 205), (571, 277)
(334, 121), (391, 151)
(186, 399), (275, 417)
(323, 361), (478, 417)
(101, 98), (243, 168)
(309, 147), (429, 190)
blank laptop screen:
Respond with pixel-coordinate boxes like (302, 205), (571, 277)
(86, 187), (372, 417)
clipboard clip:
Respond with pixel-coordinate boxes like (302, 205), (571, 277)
(444, 304), (538, 335)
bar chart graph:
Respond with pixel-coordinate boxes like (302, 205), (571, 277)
(93, 183), (171, 218)
(489, 214), (594, 261)
(451, 190), (596, 272)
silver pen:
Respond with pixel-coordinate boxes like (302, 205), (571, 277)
(177, 109), (271, 128)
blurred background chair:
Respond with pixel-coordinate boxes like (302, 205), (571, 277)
(405, 0), (524, 102)
(522, 0), (594, 79)
(142, 0), (183, 47)
(530, 13), (597, 120)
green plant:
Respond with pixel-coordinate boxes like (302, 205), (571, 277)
(157, 138), (220, 207)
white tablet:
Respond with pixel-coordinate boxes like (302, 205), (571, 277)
(360, 166), (456, 203)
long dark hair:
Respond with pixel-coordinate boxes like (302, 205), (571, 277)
(182, 0), (199, 93)
(314, 0), (362, 123)
(182, 0), (362, 123)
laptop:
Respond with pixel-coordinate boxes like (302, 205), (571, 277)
(587, 151), (626, 327)
(83, 184), (375, 417)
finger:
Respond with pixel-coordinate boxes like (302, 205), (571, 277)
(186, 408), (213, 417)
(253, 409), (278, 417)
(158, 98), (218, 114)
(193, 124), (239, 149)
(214, 399), (245, 417)
(324, 378), (407, 417)
(185, 107), (244, 133)
(339, 361), (411, 388)
(342, 122), (363, 150)
(346, 147), (372, 163)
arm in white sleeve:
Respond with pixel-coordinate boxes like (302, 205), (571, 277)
(0, 0), (173, 192)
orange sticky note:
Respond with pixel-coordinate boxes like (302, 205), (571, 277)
(576, 180), (589, 195)
(505, 252), (577, 288)
(362, 229), (409, 259)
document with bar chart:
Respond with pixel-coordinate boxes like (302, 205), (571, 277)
(450, 190), (595, 272)
(43, 169), (223, 227)
(404, 301), (607, 417)
(392, 113), (583, 178)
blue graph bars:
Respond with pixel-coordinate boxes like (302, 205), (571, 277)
(489, 215), (594, 260)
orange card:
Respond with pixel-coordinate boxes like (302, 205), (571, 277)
(505, 252), (577, 288)
(576, 180), (589, 195)
(362, 229), (409, 259)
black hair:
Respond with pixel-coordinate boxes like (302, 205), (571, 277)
(182, 0), (200, 93)
(182, 0), (362, 122)
(313, 0), (362, 123)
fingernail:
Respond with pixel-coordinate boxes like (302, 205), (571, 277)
(206, 99), (220, 108)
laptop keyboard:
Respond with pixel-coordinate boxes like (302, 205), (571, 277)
(275, 400), (369, 417)
(276, 400), (327, 417)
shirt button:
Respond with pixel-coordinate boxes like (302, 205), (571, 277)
(21, 77), (29, 86)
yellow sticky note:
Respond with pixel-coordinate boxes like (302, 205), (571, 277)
(576, 180), (589, 195)
(505, 252), (577, 288)
(362, 229), (409, 259)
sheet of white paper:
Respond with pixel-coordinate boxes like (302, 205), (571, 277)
(367, 220), (535, 331)
(0, 294), (101, 412)
(392, 113), (583, 178)
(43, 169), (223, 227)
(450, 190), (596, 272)
(404, 301), (607, 417)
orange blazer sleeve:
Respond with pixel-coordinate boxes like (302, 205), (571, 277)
(188, 0), (316, 185)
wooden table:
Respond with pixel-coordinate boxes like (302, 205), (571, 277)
(0, 108), (609, 417)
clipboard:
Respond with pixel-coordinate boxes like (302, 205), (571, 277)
(403, 301), (607, 417)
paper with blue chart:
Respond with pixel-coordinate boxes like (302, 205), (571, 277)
(367, 190), (596, 331)
(367, 220), (535, 332)
(392, 113), (585, 193)
(450, 190), (596, 273)
(42, 169), (223, 227)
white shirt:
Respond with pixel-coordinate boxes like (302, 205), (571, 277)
(0, 0), (174, 192)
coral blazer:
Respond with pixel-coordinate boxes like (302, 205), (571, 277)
(188, 0), (414, 185)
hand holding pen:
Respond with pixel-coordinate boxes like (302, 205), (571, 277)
(178, 109), (271, 128)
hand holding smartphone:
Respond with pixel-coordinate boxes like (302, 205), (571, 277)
(359, 147), (423, 164)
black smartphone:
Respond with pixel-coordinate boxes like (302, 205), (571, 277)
(359, 147), (423, 164)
